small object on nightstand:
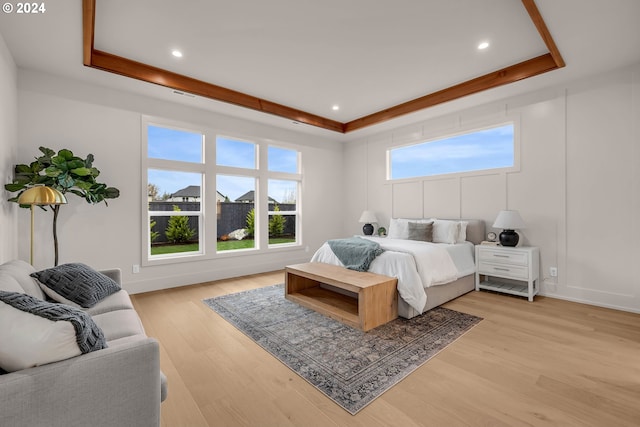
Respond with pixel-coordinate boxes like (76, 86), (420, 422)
(377, 227), (387, 237)
(480, 241), (500, 246)
(487, 232), (497, 241)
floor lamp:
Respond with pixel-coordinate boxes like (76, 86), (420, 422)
(18, 186), (67, 265)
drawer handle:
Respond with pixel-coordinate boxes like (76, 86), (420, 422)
(494, 267), (510, 272)
(493, 254), (509, 258)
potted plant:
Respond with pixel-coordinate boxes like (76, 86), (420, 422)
(4, 146), (120, 265)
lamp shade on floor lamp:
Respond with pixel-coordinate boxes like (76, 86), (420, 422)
(18, 186), (67, 265)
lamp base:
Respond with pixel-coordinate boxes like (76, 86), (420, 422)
(362, 223), (374, 235)
(499, 229), (519, 247)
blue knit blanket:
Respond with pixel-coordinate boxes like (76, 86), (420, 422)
(327, 237), (384, 272)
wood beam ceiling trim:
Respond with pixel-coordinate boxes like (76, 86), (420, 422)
(521, 0), (565, 68)
(82, 0), (95, 66)
(89, 49), (345, 133)
(82, 0), (562, 134)
(344, 53), (558, 133)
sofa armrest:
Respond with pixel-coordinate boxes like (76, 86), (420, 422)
(0, 338), (161, 427)
(100, 268), (122, 285)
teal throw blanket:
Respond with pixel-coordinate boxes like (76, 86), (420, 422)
(327, 237), (384, 272)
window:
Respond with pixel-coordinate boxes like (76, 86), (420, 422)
(216, 174), (256, 251)
(388, 123), (516, 180)
(268, 146), (298, 173)
(143, 118), (302, 263)
(267, 146), (299, 247)
(146, 126), (204, 259)
(268, 179), (298, 246)
(216, 137), (256, 169)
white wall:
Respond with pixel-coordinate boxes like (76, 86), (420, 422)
(16, 70), (344, 293)
(344, 63), (640, 313)
(0, 33), (18, 263)
(12, 60), (640, 312)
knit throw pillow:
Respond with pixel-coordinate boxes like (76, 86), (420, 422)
(31, 263), (121, 308)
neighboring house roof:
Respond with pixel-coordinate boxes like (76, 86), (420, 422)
(170, 186), (227, 200)
(235, 190), (278, 204)
(171, 185), (200, 198)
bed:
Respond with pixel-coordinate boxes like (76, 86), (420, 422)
(310, 218), (485, 319)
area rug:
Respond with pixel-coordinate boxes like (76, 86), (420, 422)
(203, 284), (481, 414)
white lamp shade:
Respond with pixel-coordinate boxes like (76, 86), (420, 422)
(358, 210), (378, 224)
(493, 210), (526, 230)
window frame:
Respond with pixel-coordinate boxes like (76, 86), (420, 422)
(387, 119), (520, 182)
(141, 116), (303, 267)
(267, 177), (301, 248)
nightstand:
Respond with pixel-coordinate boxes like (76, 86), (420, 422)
(475, 245), (540, 301)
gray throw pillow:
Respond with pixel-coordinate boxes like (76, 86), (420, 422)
(407, 221), (433, 242)
(31, 263), (121, 308)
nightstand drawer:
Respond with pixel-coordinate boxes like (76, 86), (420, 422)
(478, 249), (528, 266)
(478, 262), (529, 279)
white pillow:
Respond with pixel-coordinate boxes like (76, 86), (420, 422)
(0, 300), (81, 372)
(0, 274), (25, 294)
(456, 221), (469, 243)
(0, 291), (107, 373)
(388, 218), (410, 239)
(0, 260), (44, 299)
(431, 219), (460, 244)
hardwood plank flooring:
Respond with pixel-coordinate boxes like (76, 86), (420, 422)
(131, 271), (640, 427)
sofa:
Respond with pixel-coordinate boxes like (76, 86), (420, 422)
(0, 260), (167, 427)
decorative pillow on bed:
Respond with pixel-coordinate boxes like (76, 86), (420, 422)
(407, 221), (433, 242)
(0, 291), (107, 372)
(31, 263), (121, 309)
(431, 219), (461, 244)
(388, 218), (409, 239)
(389, 218), (434, 239)
(456, 220), (469, 243)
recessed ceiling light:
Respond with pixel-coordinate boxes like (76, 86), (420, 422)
(332, 105), (340, 111)
(477, 42), (489, 50)
(171, 50), (183, 58)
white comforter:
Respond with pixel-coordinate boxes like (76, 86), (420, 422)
(310, 237), (465, 314)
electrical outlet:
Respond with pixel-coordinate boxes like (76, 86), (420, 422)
(132, 264), (140, 274)
(550, 267), (557, 277)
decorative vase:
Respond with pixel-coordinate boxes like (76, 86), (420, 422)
(362, 223), (374, 235)
(499, 229), (519, 247)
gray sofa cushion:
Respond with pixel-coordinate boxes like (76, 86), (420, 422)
(84, 290), (134, 316)
(32, 263), (121, 308)
(93, 309), (146, 343)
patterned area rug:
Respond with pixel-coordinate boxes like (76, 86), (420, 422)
(203, 284), (481, 414)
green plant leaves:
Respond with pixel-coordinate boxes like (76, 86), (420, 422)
(70, 167), (92, 176)
(39, 146), (55, 158)
(4, 146), (120, 206)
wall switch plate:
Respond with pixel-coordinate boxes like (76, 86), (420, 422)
(550, 267), (558, 277)
(132, 264), (140, 274)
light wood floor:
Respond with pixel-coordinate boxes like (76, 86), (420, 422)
(131, 271), (640, 427)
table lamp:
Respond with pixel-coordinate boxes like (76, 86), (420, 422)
(492, 210), (526, 247)
(358, 210), (378, 235)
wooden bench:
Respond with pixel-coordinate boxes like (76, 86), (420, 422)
(284, 262), (398, 331)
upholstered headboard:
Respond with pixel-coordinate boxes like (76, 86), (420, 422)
(389, 218), (486, 245)
(456, 219), (485, 245)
